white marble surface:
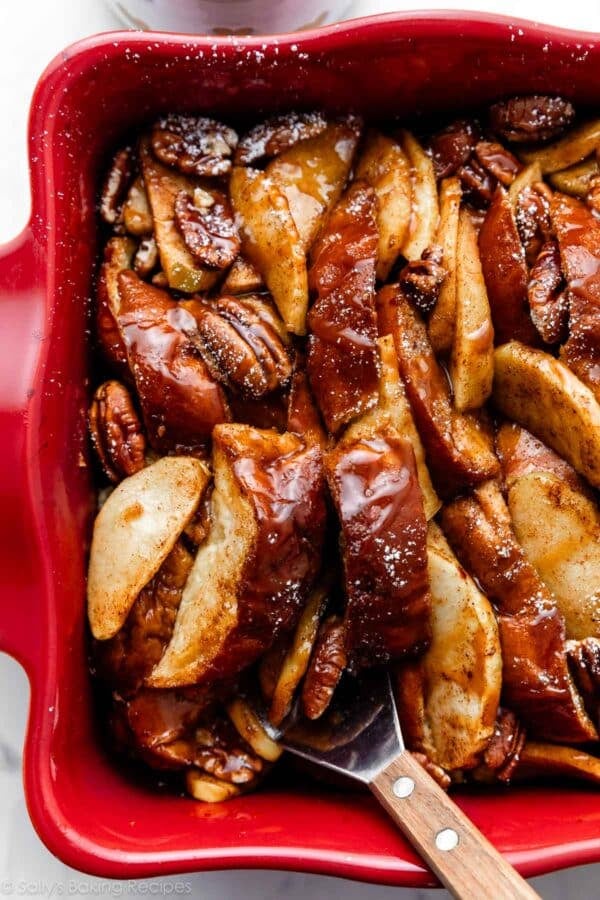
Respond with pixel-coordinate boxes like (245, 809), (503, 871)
(1, 1), (600, 897)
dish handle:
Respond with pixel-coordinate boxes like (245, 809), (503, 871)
(0, 226), (46, 671)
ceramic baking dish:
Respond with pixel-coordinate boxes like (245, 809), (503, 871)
(2, 10), (600, 885)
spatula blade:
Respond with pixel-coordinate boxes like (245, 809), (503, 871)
(256, 668), (404, 785)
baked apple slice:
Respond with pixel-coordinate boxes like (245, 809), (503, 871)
(493, 341), (600, 489)
(449, 208), (494, 412)
(520, 118), (600, 173)
(344, 334), (440, 520)
(498, 422), (600, 641)
(355, 130), (412, 279)
(230, 165), (308, 335)
(511, 742), (600, 786)
(116, 271), (230, 453)
(549, 156), (598, 197)
(428, 176), (461, 354)
(220, 256), (264, 295)
(147, 424), (327, 687)
(478, 186), (539, 346)
(96, 236), (136, 375)
(395, 523), (502, 772)
(268, 578), (329, 726)
(286, 357), (328, 450)
(122, 176), (153, 236)
(227, 697), (283, 762)
(325, 424), (431, 667)
(140, 139), (220, 293)
(377, 285), (499, 497)
(399, 130), (439, 261)
(507, 160), (542, 206)
(550, 193), (600, 402)
(307, 181), (380, 434)
(267, 120), (359, 253)
(88, 456), (209, 641)
(441, 481), (597, 743)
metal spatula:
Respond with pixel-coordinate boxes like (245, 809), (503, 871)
(254, 669), (540, 900)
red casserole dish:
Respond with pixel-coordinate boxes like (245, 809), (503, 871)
(2, 10), (600, 885)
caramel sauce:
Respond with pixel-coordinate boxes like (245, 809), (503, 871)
(307, 182), (380, 434)
(230, 434), (326, 639)
(117, 271), (230, 452)
(326, 430), (430, 667)
(551, 195), (600, 401)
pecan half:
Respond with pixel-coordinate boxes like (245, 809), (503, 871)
(89, 381), (146, 483)
(174, 188), (240, 269)
(184, 294), (292, 398)
(151, 114), (238, 177)
(133, 236), (159, 278)
(457, 157), (496, 207)
(194, 720), (264, 784)
(93, 540), (193, 695)
(515, 185), (553, 266)
(427, 119), (479, 179)
(235, 111), (329, 166)
(301, 616), (347, 720)
(474, 140), (521, 186)
(99, 146), (135, 225)
(527, 240), (568, 344)
(412, 752), (451, 790)
(567, 637), (600, 725)
(473, 708), (526, 784)
(399, 245), (446, 315)
(489, 95), (575, 143)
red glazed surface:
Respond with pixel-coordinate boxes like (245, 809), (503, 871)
(2, 10), (600, 884)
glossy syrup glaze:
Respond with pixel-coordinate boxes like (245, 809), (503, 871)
(307, 181), (380, 434)
(326, 429), (431, 667)
(551, 194), (600, 401)
(231, 433), (327, 635)
(117, 270), (230, 453)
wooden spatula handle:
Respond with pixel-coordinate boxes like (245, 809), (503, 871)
(370, 751), (540, 900)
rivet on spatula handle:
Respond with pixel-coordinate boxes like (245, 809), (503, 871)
(370, 751), (541, 900)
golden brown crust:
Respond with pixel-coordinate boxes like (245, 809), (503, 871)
(93, 541), (194, 694)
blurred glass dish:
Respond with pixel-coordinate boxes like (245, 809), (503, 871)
(105, 0), (353, 34)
